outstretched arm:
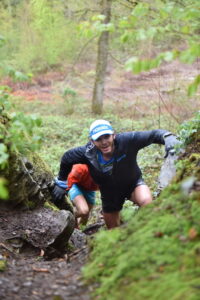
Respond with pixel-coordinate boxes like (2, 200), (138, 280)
(130, 129), (167, 149)
(130, 129), (179, 156)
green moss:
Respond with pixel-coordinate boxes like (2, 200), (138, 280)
(25, 200), (36, 209)
(44, 200), (59, 211)
(189, 153), (200, 163)
(84, 190), (200, 299)
(0, 260), (7, 272)
(26, 150), (53, 182)
(2, 149), (54, 209)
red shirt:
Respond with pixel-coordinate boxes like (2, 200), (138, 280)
(67, 164), (99, 191)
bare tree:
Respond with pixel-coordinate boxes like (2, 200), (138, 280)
(92, 0), (112, 114)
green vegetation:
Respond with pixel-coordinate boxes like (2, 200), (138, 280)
(0, 88), (43, 199)
(0, 0), (94, 74)
(62, 87), (78, 115)
(0, 1), (199, 84)
(0, 259), (7, 272)
(123, 0), (200, 95)
(83, 114), (200, 300)
(0, 88), (42, 163)
(178, 111), (200, 147)
(0, 0), (75, 72)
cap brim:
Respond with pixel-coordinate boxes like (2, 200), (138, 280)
(91, 130), (114, 141)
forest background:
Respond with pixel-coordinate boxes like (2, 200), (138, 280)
(0, 1), (200, 299)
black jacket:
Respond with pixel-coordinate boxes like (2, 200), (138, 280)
(58, 129), (168, 194)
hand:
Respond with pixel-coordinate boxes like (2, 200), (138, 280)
(164, 134), (179, 158)
(51, 185), (66, 204)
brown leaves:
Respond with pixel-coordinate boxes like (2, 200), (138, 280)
(178, 227), (199, 242)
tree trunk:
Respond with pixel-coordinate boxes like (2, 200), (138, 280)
(92, 0), (112, 114)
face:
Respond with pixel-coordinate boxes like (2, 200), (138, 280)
(92, 134), (115, 157)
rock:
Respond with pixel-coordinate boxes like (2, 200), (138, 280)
(181, 176), (196, 195)
(69, 229), (87, 249)
(157, 150), (178, 192)
(0, 208), (75, 255)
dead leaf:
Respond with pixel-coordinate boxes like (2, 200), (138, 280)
(32, 291), (40, 295)
(32, 267), (50, 273)
(39, 249), (45, 257)
(188, 228), (198, 240)
(158, 265), (165, 272)
(154, 232), (164, 238)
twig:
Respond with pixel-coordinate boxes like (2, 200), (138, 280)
(116, 0), (138, 9)
(150, 77), (181, 124)
(68, 246), (87, 258)
(109, 52), (124, 65)
(72, 35), (98, 69)
(0, 242), (18, 256)
(83, 221), (105, 234)
(64, 35), (98, 83)
(32, 267), (50, 273)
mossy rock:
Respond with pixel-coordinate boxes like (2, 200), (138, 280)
(1, 150), (54, 209)
(0, 116), (73, 211)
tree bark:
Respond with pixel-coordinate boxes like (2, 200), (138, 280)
(92, 0), (112, 114)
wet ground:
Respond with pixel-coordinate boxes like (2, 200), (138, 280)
(0, 206), (104, 300)
(0, 242), (90, 300)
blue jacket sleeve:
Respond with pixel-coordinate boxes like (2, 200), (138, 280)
(58, 146), (87, 180)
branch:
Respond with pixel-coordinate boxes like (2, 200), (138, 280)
(150, 77), (181, 124)
(109, 52), (124, 65)
(115, 0), (138, 9)
(72, 34), (99, 69)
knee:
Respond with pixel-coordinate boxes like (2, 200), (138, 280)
(131, 186), (153, 207)
(78, 207), (89, 217)
(139, 196), (152, 206)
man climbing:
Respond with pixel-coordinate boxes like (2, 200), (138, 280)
(52, 120), (179, 229)
(52, 164), (98, 228)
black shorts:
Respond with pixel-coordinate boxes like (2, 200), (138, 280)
(101, 178), (146, 213)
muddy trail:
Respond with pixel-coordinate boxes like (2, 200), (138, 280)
(0, 222), (103, 300)
(0, 243), (89, 300)
(0, 60), (199, 300)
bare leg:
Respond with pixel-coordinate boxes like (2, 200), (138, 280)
(79, 203), (94, 225)
(130, 185), (152, 207)
(73, 195), (93, 226)
(103, 211), (121, 229)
